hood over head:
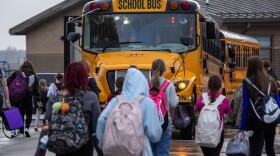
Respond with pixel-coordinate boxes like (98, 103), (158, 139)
(122, 68), (149, 101)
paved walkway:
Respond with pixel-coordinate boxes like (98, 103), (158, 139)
(1, 116), (280, 156)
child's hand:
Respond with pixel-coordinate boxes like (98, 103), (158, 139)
(37, 102), (43, 108)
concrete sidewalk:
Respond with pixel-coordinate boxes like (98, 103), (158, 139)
(0, 115), (55, 156)
(1, 115), (280, 156)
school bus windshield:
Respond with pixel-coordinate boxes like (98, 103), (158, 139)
(83, 13), (196, 53)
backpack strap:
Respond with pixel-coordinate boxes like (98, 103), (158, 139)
(160, 80), (170, 92)
(267, 77), (271, 95)
(202, 93), (210, 105)
(116, 95), (125, 102)
(134, 95), (145, 104)
(249, 99), (262, 121)
(202, 93), (225, 107)
(244, 78), (265, 96)
(212, 95), (226, 107)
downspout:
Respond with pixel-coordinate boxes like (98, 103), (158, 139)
(242, 23), (251, 34)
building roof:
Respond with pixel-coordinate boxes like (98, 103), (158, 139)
(10, 0), (280, 35)
(9, 0), (87, 35)
(195, 0), (280, 19)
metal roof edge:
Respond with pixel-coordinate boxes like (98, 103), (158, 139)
(222, 17), (280, 24)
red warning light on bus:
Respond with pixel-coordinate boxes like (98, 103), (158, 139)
(171, 16), (175, 24)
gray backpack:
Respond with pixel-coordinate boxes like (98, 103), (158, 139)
(103, 95), (145, 156)
(195, 93), (225, 148)
(48, 91), (89, 154)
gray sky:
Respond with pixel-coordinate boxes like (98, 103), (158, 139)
(0, 0), (64, 51)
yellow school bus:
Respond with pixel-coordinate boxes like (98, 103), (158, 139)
(67, 0), (260, 139)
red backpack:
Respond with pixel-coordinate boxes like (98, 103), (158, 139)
(148, 80), (170, 130)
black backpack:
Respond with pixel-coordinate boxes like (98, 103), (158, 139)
(173, 105), (191, 129)
(48, 90), (89, 154)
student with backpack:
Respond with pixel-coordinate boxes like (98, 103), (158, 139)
(149, 59), (178, 156)
(0, 67), (11, 110)
(34, 79), (49, 131)
(41, 62), (101, 156)
(47, 73), (63, 98)
(105, 76), (124, 107)
(195, 75), (231, 156)
(96, 68), (163, 156)
(240, 56), (280, 156)
(7, 60), (41, 137)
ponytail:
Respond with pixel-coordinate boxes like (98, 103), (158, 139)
(151, 59), (166, 90)
(151, 70), (160, 90)
(207, 75), (222, 103)
(210, 90), (216, 103)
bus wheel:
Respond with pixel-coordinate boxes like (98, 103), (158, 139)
(180, 90), (196, 140)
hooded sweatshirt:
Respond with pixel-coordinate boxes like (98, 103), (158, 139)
(96, 68), (163, 156)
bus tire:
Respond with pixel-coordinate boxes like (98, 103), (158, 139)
(180, 89), (196, 140)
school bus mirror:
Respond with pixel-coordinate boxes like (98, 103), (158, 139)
(170, 67), (175, 73)
(95, 67), (99, 73)
(67, 32), (80, 42)
(206, 22), (216, 39)
(221, 55), (225, 62)
(180, 36), (194, 46)
(66, 22), (76, 36)
(229, 62), (236, 69)
(200, 15), (206, 22)
(228, 47), (235, 58)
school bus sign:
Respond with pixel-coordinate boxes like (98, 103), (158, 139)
(113, 0), (167, 12)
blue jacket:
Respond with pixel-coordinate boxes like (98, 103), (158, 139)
(239, 84), (280, 130)
(96, 68), (163, 156)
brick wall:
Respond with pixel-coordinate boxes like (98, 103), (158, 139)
(273, 49), (280, 79)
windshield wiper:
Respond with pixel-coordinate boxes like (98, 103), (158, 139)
(102, 41), (142, 52)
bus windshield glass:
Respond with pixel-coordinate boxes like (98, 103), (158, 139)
(83, 13), (196, 53)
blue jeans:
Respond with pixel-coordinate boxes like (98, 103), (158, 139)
(151, 118), (172, 156)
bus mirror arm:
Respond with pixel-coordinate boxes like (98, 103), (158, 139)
(171, 45), (191, 82)
(69, 41), (98, 73)
(171, 37), (194, 74)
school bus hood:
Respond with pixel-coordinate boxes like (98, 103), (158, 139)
(96, 52), (180, 68)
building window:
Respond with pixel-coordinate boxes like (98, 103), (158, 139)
(254, 36), (272, 60)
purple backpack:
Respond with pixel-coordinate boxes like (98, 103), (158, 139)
(9, 70), (27, 106)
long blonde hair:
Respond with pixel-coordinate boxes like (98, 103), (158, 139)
(151, 59), (166, 89)
(39, 79), (48, 92)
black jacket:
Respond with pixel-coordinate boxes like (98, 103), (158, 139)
(88, 77), (100, 98)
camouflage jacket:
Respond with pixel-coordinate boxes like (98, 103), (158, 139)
(228, 85), (243, 127)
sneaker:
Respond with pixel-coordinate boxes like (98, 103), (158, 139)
(11, 131), (16, 138)
(25, 128), (30, 137)
(34, 127), (38, 131)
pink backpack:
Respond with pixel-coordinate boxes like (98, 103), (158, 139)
(103, 95), (145, 156)
(148, 80), (170, 126)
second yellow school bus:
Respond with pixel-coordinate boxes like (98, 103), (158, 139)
(67, 0), (260, 139)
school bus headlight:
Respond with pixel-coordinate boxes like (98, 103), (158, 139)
(179, 82), (187, 89)
(174, 80), (189, 93)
